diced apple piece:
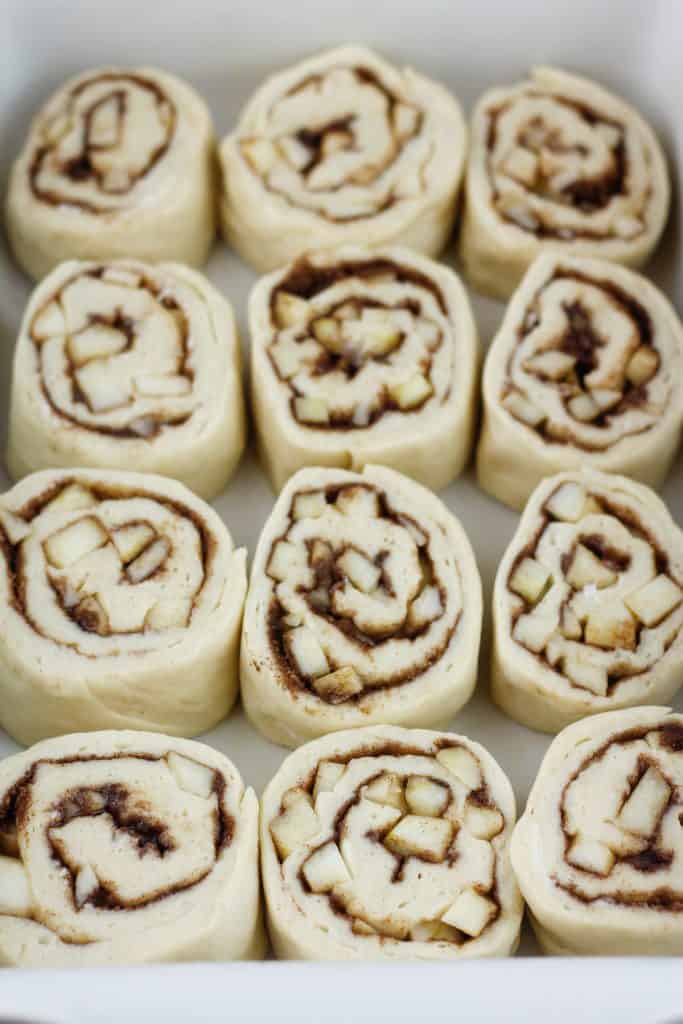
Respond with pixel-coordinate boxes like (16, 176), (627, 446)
(407, 585), (442, 630)
(74, 864), (99, 908)
(626, 346), (659, 386)
(618, 766), (671, 835)
(567, 836), (615, 875)
(384, 815), (453, 862)
(281, 787), (313, 812)
(44, 516), (107, 569)
(464, 801), (504, 840)
(302, 841), (351, 893)
(563, 652), (608, 696)
(270, 339), (303, 379)
(338, 549), (380, 594)
(365, 773), (406, 812)
(0, 508), (30, 544)
(567, 393), (599, 422)
(602, 822), (647, 858)
(585, 600), (637, 651)
(75, 364), (130, 412)
(292, 491), (327, 520)
(274, 291), (311, 329)
(241, 137), (276, 175)
(560, 605), (583, 640)
(352, 918), (377, 936)
(592, 389), (622, 412)
(388, 373), (433, 410)
(267, 540), (305, 581)
(135, 374), (191, 397)
(69, 324), (128, 366)
(436, 747), (481, 790)
(322, 129), (353, 157)
(335, 486), (378, 519)
(294, 396), (330, 425)
(312, 666), (363, 703)
(566, 544), (617, 590)
(32, 300), (66, 340)
(545, 482), (587, 523)
(359, 309), (401, 356)
(126, 538), (170, 584)
(509, 557), (551, 604)
(502, 391), (545, 427)
(313, 761), (346, 801)
(285, 626), (329, 679)
(166, 752), (214, 798)
(405, 776), (449, 817)
(312, 317), (344, 352)
(625, 575), (682, 627)
(441, 889), (497, 938)
(524, 350), (575, 379)
(512, 605), (556, 653)
(0, 856), (32, 917)
(270, 798), (321, 860)
(113, 523), (155, 563)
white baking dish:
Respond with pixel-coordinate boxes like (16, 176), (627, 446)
(0, 0), (681, 1018)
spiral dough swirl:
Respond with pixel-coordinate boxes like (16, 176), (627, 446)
(261, 726), (522, 960)
(492, 470), (683, 733)
(0, 731), (262, 966)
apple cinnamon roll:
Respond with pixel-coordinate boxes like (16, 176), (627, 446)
(6, 68), (215, 280)
(512, 706), (683, 955)
(262, 725), (522, 960)
(477, 254), (683, 511)
(0, 469), (247, 746)
(0, 730), (263, 966)
(7, 259), (246, 500)
(492, 470), (683, 734)
(249, 245), (479, 492)
(219, 46), (466, 272)
(461, 67), (670, 299)
(241, 465), (482, 748)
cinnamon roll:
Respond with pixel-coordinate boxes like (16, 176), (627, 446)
(249, 245), (479, 492)
(0, 730), (263, 966)
(219, 46), (466, 272)
(0, 469), (247, 745)
(262, 725), (522, 959)
(492, 470), (683, 734)
(461, 67), (670, 299)
(241, 465), (482, 748)
(477, 254), (683, 511)
(6, 68), (215, 280)
(512, 706), (683, 955)
(7, 259), (246, 500)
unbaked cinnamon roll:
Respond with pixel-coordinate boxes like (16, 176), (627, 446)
(0, 469), (247, 745)
(512, 706), (683, 955)
(6, 68), (215, 280)
(219, 46), (466, 271)
(477, 254), (683, 511)
(492, 470), (683, 734)
(461, 67), (670, 299)
(0, 730), (263, 966)
(249, 245), (479, 492)
(7, 259), (246, 500)
(241, 465), (482, 748)
(262, 725), (522, 959)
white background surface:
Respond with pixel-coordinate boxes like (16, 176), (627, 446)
(1, 0), (682, 1020)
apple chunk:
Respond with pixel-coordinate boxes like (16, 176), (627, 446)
(44, 516), (107, 569)
(0, 856), (32, 917)
(566, 544), (617, 590)
(585, 600), (637, 651)
(384, 815), (453, 862)
(270, 794), (321, 859)
(625, 575), (682, 627)
(405, 776), (450, 817)
(312, 666), (363, 703)
(509, 557), (551, 604)
(436, 747), (481, 790)
(441, 889), (497, 938)
(302, 841), (351, 893)
(166, 752), (214, 799)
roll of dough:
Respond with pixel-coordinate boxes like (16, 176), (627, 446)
(0, 469), (247, 745)
(241, 465), (482, 748)
(7, 259), (246, 500)
(219, 46), (466, 272)
(477, 254), (683, 511)
(249, 245), (479, 492)
(6, 67), (215, 280)
(492, 470), (683, 734)
(0, 730), (263, 966)
(512, 706), (683, 955)
(262, 725), (522, 959)
(460, 67), (670, 300)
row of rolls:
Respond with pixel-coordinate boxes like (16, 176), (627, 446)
(3, 706), (683, 965)
(5, 48), (673, 295)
